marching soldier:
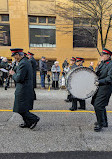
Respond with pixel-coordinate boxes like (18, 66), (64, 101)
(27, 51), (37, 100)
(65, 57), (77, 102)
(69, 57), (86, 111)
(92, 48), (112, 132)
(9, 48), (40, 129)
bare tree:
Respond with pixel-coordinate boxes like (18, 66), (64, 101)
(56, 0), (112, 55)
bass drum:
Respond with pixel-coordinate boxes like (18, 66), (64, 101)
(66, 67), (98, 100)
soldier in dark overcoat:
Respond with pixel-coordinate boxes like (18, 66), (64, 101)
(69, 57), (86, 111)
(91, 48), (112, 132)
(27, 51), (37, 100)
(9, 48), (40, 129)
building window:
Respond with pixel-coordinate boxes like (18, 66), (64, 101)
(29, 16), (37, 23)
(1, 15), (9, 22)
(29, 16), (56, 48)
(73, 18), (98, 48)
(0, 15), (11, 46)
(48, 17), (55, 24)
(39, 17), (46, 24)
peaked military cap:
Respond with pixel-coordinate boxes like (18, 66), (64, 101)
(102, 48), (112, 56)
(27, 51), (34, 56)
(10, 48), (23, 56)
(71, 57), (76, 61)
(76, 57), (84, 62)
(23, 52), (27, 56)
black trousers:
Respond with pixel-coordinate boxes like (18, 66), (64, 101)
(94, 106), (108, 126)
(19, 112), (39, 127)
(66, 93), (72, 102)
(33, 89), (36, 100)
(72, 98), (86, 110)
(52, 81), (59, 88)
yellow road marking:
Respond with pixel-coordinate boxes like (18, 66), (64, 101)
(0, 109), (112, 113)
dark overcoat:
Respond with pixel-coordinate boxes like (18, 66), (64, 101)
(91, 59), (112, 108)
(12, 57), (34, 113)
(29, 57), (37, 88)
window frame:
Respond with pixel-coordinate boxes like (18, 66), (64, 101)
(29, 16), (56, 26)
(0, 14), (11, 47)
(29, 16), (56, 48)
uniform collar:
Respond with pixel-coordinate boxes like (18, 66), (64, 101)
(104, 58), (111, 63)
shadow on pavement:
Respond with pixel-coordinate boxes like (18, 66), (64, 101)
(0, 151), (112, 159)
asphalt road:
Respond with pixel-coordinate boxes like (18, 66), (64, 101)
(0, 87), (112, 154)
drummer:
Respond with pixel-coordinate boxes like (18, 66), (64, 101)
(65, 57), (77, 102)
(69, 57), (86, 111)
(92, 48), (112, 132)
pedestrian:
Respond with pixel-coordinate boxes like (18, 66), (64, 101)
(39, 56), (47, 89)
(69, 57), (86, 111)
(91, 48), (112, 132)
(9, 48), (40, 129)
(89, 61), (94, 70)
(65, 57), (77, 102)
(51, 61), (61, 89)
(27, 51), (37, 100)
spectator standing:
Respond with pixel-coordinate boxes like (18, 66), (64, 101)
(51, 61), (61, 90)
(39, 56), (47, 89)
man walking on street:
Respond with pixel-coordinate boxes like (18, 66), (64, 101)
(92, 48), (112, 132)
(9, 48), (40, 129)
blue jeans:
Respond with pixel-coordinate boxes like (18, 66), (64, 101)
(41, 74), (45, 88)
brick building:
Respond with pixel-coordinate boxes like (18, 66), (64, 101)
(0, 0), (112, 70)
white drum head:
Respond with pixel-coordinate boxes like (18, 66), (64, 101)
(67, 67), (98, 99)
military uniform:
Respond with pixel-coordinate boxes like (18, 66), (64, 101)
(11, 48), (40, 129)
(91, 48), (112, 132)
(28, 52), (37, 100)
(69, 57), (86, 111)
(65, 57), (77, 102)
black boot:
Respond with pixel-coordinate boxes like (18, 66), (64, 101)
(94, 125), (103, 132)
(65, 99), (70, 102)
(19, 122), (29, 128)
(69, 107), (77, 111)
(94, 121), (108, 127)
